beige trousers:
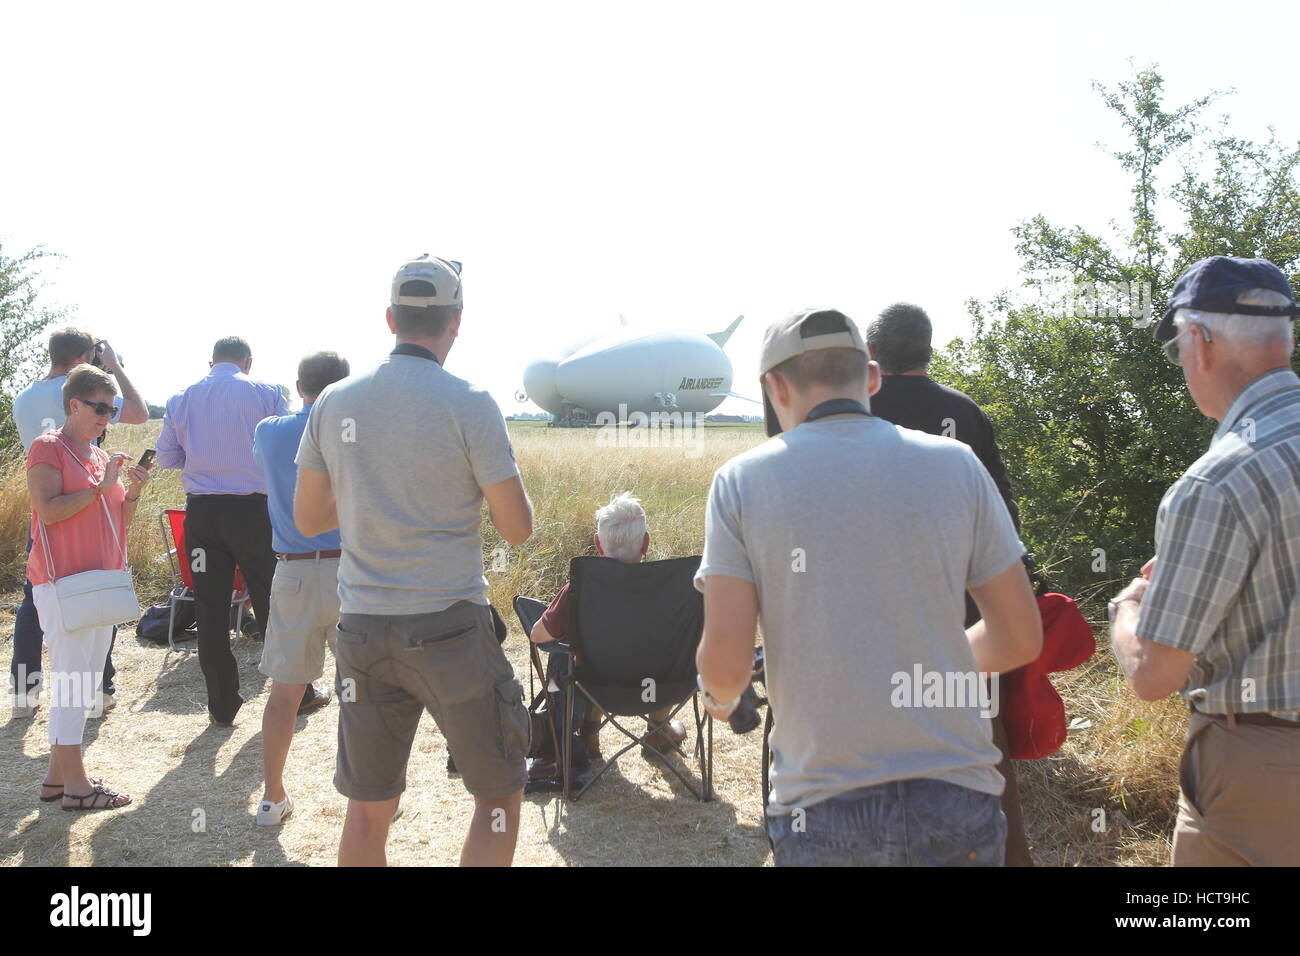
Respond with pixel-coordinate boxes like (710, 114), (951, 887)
(1172, 710), (1300, 866)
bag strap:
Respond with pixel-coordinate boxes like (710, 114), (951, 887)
(40, 434), (130, 572)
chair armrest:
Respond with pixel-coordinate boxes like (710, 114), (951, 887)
(535, 640), (572, 655)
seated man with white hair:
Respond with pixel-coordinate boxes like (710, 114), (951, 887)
(530, 492), (688, 757)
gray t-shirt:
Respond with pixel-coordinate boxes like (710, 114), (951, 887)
(695, 414), (1025, 814)
(297, 353), (519, 615)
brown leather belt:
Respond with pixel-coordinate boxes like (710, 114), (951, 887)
(1202, 711), (1300, 728)
(276, 550), (342, 561)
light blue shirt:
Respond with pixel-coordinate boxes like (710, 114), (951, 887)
(253, 405), (341, 554)
(12, 376), (123, 451)
(157, 363), (288, 495)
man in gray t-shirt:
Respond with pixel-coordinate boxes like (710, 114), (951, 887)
(695, 308), (1042, 867)
(295, 256), (534, 867)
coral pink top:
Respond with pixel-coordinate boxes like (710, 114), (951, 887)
(26, 433), (128, 587)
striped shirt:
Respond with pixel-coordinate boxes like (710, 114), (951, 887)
(1135, 367), (1300, 719)
(157, 363), (288, 495)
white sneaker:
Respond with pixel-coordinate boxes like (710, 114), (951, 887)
(256, 794), (293, 826)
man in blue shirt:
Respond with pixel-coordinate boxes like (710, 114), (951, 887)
(251, 351), (350, 826)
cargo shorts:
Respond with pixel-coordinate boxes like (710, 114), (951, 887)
(333, 600), (529, 802)
(259, 557), (340, 686)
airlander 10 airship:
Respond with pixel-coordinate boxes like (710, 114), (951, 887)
(520, 316), (746, 424)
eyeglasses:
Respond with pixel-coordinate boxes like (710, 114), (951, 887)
(1162, 323), (1212, 366)
(77, 399), (114, 416)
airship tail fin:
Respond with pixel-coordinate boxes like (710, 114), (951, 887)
(707, 315), (744, 348)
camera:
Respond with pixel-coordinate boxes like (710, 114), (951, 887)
(91, 341), (123, 368)
(728, 645), (768, 734)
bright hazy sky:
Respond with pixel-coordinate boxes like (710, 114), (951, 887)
(2, 1), (1294, 415)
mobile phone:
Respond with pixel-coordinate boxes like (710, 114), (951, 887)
(139, 448), (156, 470)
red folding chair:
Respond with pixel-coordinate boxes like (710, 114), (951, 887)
(159, 508), (249, 653)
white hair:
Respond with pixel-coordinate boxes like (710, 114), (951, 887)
(595, 492), (647, 563)
(1174, 307), (1294, 351)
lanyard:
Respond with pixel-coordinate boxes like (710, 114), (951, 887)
(803, 398), (872, 423)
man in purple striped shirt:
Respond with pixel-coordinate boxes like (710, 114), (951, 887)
(158, 337), (287, 725)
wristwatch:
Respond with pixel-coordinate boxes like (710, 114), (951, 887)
(697, 674), (740, 716)
(1107, 596), (1139, 623)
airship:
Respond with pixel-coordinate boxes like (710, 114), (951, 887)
(520, 316), (746, 424)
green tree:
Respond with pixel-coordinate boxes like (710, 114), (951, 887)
(0, 243), (67, 451)
(932, 66), (1300, 601)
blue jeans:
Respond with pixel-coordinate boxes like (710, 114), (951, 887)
(766, 777), (1006, 866)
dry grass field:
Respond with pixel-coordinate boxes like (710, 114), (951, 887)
(0, 420), (1185, 866)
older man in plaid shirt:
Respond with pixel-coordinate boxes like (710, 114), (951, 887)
(1110, 256), (1300, 866)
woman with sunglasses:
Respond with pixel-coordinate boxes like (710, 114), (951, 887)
(26, 364), (152, 811)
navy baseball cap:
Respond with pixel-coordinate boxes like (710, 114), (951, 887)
(1154, 256), (1298, 342)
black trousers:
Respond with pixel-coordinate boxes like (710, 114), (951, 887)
(184, 494), (276, 723)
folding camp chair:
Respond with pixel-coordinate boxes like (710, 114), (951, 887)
(158, 508), (249, 653)
(542, 555), (713, 802)
(512, 596), (571, 789)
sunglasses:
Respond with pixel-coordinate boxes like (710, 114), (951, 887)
(77, 399), (114, 416)
(1161, 323), (1213, 366)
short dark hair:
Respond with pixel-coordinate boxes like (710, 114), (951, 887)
(297, 351), (350, 400)
(212, 336), (252, 364)
(49, 327), (96, 367)
(391, 280), (460, 337)
(769, 348), (869, 391)
(866, 303), (932, 373)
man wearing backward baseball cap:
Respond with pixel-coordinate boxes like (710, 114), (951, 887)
(1109, 256), (1300, 865)
(295, 255), (534, 866)
(694, 307), (1042, 866)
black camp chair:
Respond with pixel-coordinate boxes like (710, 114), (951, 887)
(512, 595), (571, 790)
(519, 555), (713, 802)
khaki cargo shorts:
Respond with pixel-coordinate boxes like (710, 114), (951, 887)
(333, 600), (529, 802)
(260, 557), (340, 685)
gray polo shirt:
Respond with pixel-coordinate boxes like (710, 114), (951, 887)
(297, 352), (519, 615)
(1135, 367), (1300, 720)
(696, 414), (1025, 815)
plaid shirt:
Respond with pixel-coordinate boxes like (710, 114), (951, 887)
(1135, 367), (1300, 719)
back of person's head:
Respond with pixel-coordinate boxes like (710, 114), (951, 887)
(49, 327), (96, 367)
(866, 303), (932, 374)
(297, 351), (350, 400)
(62, 363), (117, 414)
(390, 256), (463, 339)
(595, 492), (648, 563)
(212, 336), (252, 364)
(768, 347), (869, 392)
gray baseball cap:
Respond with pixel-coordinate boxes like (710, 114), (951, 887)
(759, 308), (868, 437)
(391, 255), (463, 307)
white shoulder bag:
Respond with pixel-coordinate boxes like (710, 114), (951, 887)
(35, 437), (140, 633)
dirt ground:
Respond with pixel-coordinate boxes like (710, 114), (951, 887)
(0, 598), (1175, 867)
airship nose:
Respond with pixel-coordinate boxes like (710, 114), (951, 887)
(523, 359), (563, 415)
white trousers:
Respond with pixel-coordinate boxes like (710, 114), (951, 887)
(33, 583), (114, 746)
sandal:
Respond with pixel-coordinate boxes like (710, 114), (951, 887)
(62, 783), (131, 812)
(40, 777), (102, 803)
